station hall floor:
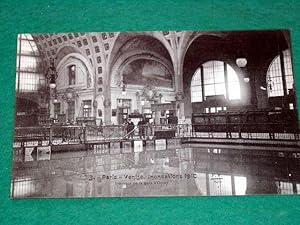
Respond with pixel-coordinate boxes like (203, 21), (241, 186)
(11, 141), (300, 198)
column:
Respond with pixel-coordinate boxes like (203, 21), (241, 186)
(103, 99), (111, 125)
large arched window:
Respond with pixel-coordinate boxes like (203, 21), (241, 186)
(16, 34), (44, 93)
(191, 60), (240, 102)
(267, 49), (294, 97)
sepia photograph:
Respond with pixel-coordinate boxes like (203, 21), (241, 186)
(11, 29), (300, 198)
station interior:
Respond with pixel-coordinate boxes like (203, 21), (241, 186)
(12, 30), (300, 198)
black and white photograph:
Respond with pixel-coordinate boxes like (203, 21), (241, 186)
(11, 30), (300, 198)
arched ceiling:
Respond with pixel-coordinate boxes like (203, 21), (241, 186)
(115, 35), (172, 62)
(31, 30), (289, 70)
(30, 30), (290, 96)
(107, 32), (176, 73)
(31, 30), (221, 71)
(32, 32), (111, 69)
(32, 31), (176, 64)
(183, 30), (289, 75)
(106, 32), (183, 90)
(31, 31), (186, 76)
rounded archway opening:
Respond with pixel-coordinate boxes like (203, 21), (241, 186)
(182, 34), (247, 116)
(109, 34), (174, 88)
(106, 33), (176, 125)
(191, 60), (241, 103)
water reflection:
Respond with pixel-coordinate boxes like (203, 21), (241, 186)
(11, 144), (300, 198)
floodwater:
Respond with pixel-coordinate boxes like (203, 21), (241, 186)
(11, 142), (300, 198)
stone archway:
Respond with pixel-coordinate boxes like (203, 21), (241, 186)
(104, 33), (176, 124)
(56, 53), (95, 89)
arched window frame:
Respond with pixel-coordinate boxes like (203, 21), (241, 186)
(190, 60), (241, 103)
(267, 49), (294, 97)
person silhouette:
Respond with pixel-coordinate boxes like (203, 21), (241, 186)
(126, 118), (135, 139)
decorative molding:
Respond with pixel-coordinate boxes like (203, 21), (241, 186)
(56, 53), (94, 90)
(62, 87), (79, 102)
(136, 84), (163, 101)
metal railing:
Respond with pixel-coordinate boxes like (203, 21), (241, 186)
(86, 125), (126, 142)
(13, 123), (299, 147)
(14, 126), (50, 145)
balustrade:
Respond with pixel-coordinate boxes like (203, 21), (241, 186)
(13, 121), (299, 148)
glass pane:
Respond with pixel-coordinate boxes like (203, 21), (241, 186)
(16, 34), (43, 93)
(202, 60), (240, 100)
(227, 66), (239, 83)
(283, 49), (293, 76)
(18, 72), (44, 92)
(283, 49), (294, 91)
(215, 83), (226, 96)
(191, 68), (203, 102)
(286, 75), (294, 90)
(267, 55), (284, 97)
(192, 60), (240, 102)
(213, 62), (225, 83)
(204, 84), (215, 96)
(19, 55), (42, 72)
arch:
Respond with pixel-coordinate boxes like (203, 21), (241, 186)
(190, 60), (241, 103)
(55, 44), (91, 67)
(103, 33), (176, 124)
(56, 52), (95, 89)
(107, 32), (175, 88)
(110, 50), (174, 88)
(178, 32), (225, 70)
(266, 49), (294, 97)
(182, 33), (252, 95)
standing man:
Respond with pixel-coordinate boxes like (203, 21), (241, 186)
(137, 117), (145, 139)
(126, 118), (135, 139)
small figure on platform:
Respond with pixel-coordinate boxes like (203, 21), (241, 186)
(137, 117), (146, 139)
(126, 118), (135, 139)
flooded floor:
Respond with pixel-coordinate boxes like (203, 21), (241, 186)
(11, 143), (300, 198)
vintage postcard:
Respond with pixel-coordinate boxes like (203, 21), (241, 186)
(11, 30), (300, 198)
